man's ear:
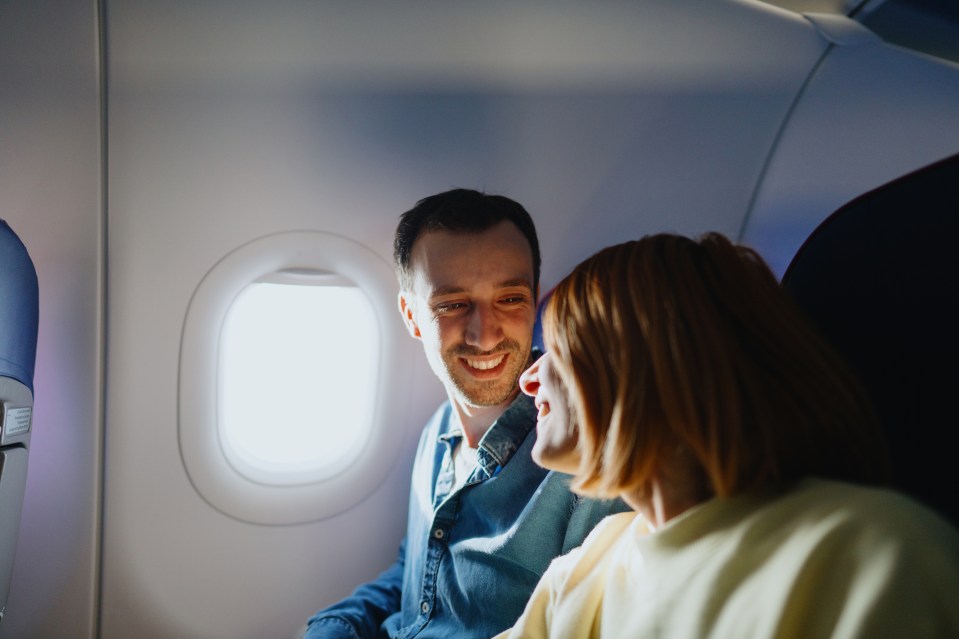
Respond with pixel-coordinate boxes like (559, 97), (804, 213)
(398, 292), (422, 339)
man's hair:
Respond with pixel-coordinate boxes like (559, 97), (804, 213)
(393, 188), (541, 294)
(544, 232), (889, 500)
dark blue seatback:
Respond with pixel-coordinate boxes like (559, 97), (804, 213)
(532, 289), (553, 355)
(0, 221), (39, 393)
(0, 219), (39, 627)
(781, 152), (959, 528)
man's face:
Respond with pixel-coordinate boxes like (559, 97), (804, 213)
(399, 220), (536, 411)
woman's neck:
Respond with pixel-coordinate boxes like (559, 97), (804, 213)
(621, 458), (711, 531)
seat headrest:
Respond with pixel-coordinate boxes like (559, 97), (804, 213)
(0, 220), (39, 393)
(782, 152), (959, 527)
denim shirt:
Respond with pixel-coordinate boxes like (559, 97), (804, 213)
(305, 392), (628, 639)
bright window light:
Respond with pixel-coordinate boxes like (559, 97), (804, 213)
(218, 271), (378, 485)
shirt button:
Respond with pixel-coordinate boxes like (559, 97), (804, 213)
(433, 528), (444, 539)
(421, 601), (429, 614)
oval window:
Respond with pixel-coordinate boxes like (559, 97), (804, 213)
(179, 231), (413, 525)
(218, 270), (378, 485)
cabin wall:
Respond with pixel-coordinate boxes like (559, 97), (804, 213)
(2, 1), (958, 638)
(0, 1), (103, 637)
(742, 17), (959, 274)
(97, 3), (823, 637)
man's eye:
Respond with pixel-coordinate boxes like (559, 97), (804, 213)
(501, 296), (528, 305)
(435, 302), (467, 314)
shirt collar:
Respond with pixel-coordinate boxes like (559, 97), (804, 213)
(474, 391), (537, 475)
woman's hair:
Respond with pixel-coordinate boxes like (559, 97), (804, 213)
(544, 232), (889, 499)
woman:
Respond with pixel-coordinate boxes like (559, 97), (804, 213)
(496, 233), (959, 638)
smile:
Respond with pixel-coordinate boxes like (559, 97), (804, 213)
(465, 354), (506, 371)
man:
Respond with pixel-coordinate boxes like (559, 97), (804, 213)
(305, 189), (626, 639)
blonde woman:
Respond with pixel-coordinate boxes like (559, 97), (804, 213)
(497, 233), (959, 639)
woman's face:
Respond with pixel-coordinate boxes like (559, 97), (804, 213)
(519, 351), (581, 473)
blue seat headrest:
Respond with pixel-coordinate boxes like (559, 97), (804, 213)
(0, 220), (39, 393)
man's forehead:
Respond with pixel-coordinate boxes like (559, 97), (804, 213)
(424, 277), (534, 298)
(412, 265), (535, 298)
(409, 224), (534, 296)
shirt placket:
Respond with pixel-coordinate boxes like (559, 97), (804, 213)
(413, 433), (461, 631)
(407, 395), (534, 637)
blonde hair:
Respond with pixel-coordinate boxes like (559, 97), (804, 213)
(544, 233), (888, 499)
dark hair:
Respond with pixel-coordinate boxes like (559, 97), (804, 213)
(545, 232), (889, 499)
(393, 188), (541, 294)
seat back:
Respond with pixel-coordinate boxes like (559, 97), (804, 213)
(0, 219), (39, 628)
(781, 153), (959, 528)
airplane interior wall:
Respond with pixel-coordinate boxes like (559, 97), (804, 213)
(741, 13), (959, 274)
(0, 1), (103, 637)
(1, 1), (958, 638)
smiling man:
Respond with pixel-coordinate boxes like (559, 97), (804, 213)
(304, 189), (627, 639)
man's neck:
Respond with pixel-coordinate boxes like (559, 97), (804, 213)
(450, 391), (519, 448)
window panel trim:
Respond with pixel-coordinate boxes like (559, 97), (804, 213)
(179, 231), (411, 525)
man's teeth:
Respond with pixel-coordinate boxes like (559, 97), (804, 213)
(466, 354), (505, 370)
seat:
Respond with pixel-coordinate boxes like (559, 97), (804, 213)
(0, 219), (39, 628)
(781, 152), (959, 528)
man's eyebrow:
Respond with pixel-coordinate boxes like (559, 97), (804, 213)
(428, 278), (533, 299)
(498, 278), (534, 291)
(429, 285), (467, 298)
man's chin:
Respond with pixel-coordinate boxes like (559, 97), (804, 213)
(443, 354), (528, 408)
(453, 382), (520, 409)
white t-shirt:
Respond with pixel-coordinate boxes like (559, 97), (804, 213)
(495, 478), (959, 639)
(451, 438), (479, 490)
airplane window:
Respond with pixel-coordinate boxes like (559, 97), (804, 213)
(179, 231), (411, 525)
(218, 271), (377, 486)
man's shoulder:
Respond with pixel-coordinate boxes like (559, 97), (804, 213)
(408, 401), (455, 459)
(419, 401), (455, 435)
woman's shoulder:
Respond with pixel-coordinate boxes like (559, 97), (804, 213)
(774, 478), (959, 565)
(586, 511), (644, 544)
(548, 512), (643, 582)
(793, 479), (956, 531)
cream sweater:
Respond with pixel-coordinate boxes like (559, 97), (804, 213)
(495, 478), (959, 638)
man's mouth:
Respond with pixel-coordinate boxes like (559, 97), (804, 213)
(465, 354), (506, 371)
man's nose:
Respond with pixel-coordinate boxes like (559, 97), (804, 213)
(464, 304), (504, 351)
(519, 355), (543, 397)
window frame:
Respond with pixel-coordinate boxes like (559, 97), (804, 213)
(179, 231), (411, 525)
